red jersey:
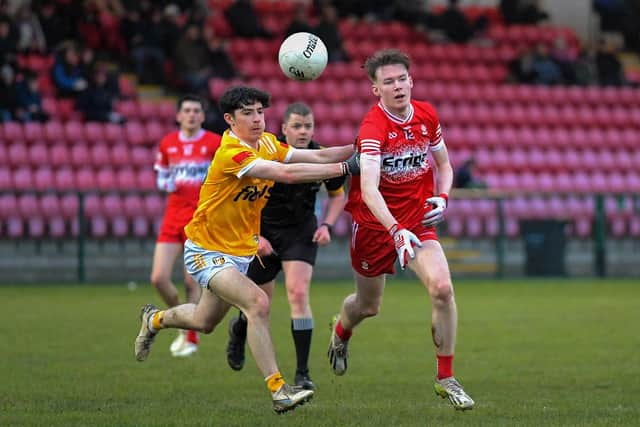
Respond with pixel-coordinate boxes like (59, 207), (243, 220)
(154, 129), (221, 210)
(345, 100), (445, 230)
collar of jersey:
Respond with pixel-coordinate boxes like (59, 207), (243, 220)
(229, 130), (259, 150)
(178, 129), (205, 142)
(377, 101), (414, 125)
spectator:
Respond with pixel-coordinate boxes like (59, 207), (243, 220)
(596, 38), (625, 86)
(37, 0), (81, 49)
(51, 42), (88, 98)
(203, 27), (239, 80)
(389, 0), (438, 34)
(173, 24), (219, 94)
(499, 0), (549, 25)
(0, 63), (16, 121)
(15, 71), (49, 122)
(550, 36), (579, 83)
(285, 5), (314, 38)
(314, 5), (349, 63)
(76, 65), (124, 123)
(508, 46), (537, 83)
(573, 47), (598, 86)
(530, 43), (563, 85)
(129, 5), (166, 84)
(0, 16), (16, 64)
(440, 0), (488, 44)
(224, 0), (272, 38)
(14, 5), (46, 53)
(160, 4), (184, 56)
(454, 158), (486, 189)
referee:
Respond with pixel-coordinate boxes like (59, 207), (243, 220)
(225, 102), (347, 390)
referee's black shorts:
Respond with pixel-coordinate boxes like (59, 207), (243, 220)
(247, 217), (318, 285)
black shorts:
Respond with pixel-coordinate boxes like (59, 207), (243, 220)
(247, 217), (318, 285)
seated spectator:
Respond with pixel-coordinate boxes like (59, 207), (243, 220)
(14, 5), (46, 53)
(285, 5), (314, 37)
(0, 16), (16, 64)
(454, 158), (486, 189)
(51, 42), (88, 98)
(15, 71), (49, 122)
(76, 66), (124, 123)
(314, 5), (349, 63)
(390, 0), (438, 32)
(224, 0), (272, 38)
(0, 63), (16, 121)
(440, 0), (488, 44)
(508, 47), (537, 83)
(596, 38), (625, 86)
(204, 28), (239, 80)
(530, 43), (563, 85)
(573, 47), (597, 86)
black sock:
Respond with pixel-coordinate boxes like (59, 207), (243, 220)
(291, 318), (313, 374)
(234, 310), (248, 337)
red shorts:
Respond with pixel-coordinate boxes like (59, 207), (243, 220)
(350, 219), (438, 277)
(157, 204), (197, 244)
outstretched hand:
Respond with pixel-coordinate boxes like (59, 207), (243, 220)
(422, 194), (448, 227)
(389, 224), (422, 270)
(342, 151), (360, 176)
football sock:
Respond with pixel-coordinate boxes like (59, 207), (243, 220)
(436, 354), (454, 380)
(149, 310), (165, 333)
(265, 372), (285, 393)
(335, 319), (352, 341)
(235, 311), (248, 336)
(291, 318), (313, 373)
(186, 329), (199, 344)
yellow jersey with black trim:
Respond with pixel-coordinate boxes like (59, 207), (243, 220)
(184, 129), (293, 256)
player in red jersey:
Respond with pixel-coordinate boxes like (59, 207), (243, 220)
(327, 49), (475, 410)
(151, 94), (221, 357)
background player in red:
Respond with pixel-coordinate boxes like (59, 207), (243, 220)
(327, 49), (475, 410)
(151, 94), (221, 357)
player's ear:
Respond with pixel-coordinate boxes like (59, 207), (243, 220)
(409, 75), (414, 88)
(224, 112), (234, 127)
(281, 122), (287, 135)
(372, 84), (380, 97)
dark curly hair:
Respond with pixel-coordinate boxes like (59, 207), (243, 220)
(218, 86), (270, 115)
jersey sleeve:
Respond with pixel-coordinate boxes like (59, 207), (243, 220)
(220, 141), (259, 178)
(323, 175), (346, 195)
(357, 114), (386, 156)
(153, 137), (169, 171)
(273, 136), (293, 163)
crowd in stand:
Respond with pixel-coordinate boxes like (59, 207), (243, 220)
(0, 0), (637, 126)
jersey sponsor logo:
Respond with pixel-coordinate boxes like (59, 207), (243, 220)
(381, 152), (428, 169)
(211, 256), (225, 266)
(388, 131), (398, 139)
(183, 144), (193, 155)
(361, 261), (369, 270)
(232, 151), (253, 164)
(173, 163), (209, 180)
(168, 146), (178, 153)
(233, 184), (272, 202)
(421, 124), (428, 136)
(192, 253), (207, 270)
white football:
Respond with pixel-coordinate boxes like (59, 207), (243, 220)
(278, 32), (328, 81)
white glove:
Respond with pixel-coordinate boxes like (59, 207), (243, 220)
(388, 224), (422, 270)
(422, 193), (449, 227)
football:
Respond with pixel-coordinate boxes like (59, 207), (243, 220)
(278, 32), (328, 81)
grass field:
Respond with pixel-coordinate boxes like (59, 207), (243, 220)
(1, 279), (639, 426)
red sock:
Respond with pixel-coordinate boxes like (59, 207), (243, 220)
(186, 330), (199, 344)
(436, 354), (453, 379)
(335, 320), (352, 341)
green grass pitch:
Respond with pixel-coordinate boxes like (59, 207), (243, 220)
(1, 279), (639, 426)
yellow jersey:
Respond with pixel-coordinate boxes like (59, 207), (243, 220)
(184, 129), (293, 256)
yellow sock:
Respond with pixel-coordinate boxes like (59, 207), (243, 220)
(151, 311), (165, 331)
(265, 372), (285, 393)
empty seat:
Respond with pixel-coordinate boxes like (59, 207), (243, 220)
(49, 144), (70, 168)
(117, 168), (137, 189)
(0, 167), (11, 189)
(137, 169), (156, 190)
(70, 145), (91, 167)
(33, 167), (55, 191)
(44, 120), (65, 144)
(8, 144), (29, 167)
(125, 121), (146, 145)
(13, 167), (34, 190)
(110, 144), (131, 167)
(75, 167), (97, 190)
(96, 168), (117, 191)
(23, 122), (44, 142)
(84, 122), (105, 141)
(28, 143), (49, 167)
(54, 168), (75, 190)
(65, 121), (85, 142)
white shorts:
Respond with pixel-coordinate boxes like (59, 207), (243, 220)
(184, 239), (254, 288)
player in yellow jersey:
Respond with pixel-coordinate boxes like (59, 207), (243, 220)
(134, 86), (359, 414)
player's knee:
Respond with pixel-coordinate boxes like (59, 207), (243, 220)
(149, 272), (168, 289)
(246, 291), (271, 320)
(361, 301), (381, 318)
(430, 280), (453, 304)
(286, 284), (308, 308)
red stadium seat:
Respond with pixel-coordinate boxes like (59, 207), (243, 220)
(102, 194), (123, 219)
(125, 121), (146, 145)
(117, 168), (137, 189)
(65, 120), (85, 142)
(54, 168), (75, 191)
(0, 167), (11, 190)
(116, 100), (139, 120)
(104, 123), (125, 143)
(75, 167), (97, 191)
(70, 145), (91, 168)
(145, 121), (165, 144)
(49, 144), (70, 168)
(23, 122), (44, 143)
(33, 167), (55, 191)
(144, 194), (165, 218)
(84, 122), (106, 141)
(44, 120), (65, 144)
(96, 168), (117, 191)
(0, 193), (17, 217)
(138, 101), (158, 121)
(122, 194), (145, 218)
(2, 121), (24, 140)
(131, 146), (153, 167)
(17, 194), (39, 218)
(13, 167), (34, 190)
(8, 144), (28, 167)
(137, 169), (156, 190)
(28, 143), (49, 167)
(110, 144), (131, 167)
(157, 100), (176, 122)
(90, 144), (111, 168)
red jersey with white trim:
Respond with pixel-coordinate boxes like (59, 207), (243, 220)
(345, 100), (445, 230)
(154, 129), (221, 209)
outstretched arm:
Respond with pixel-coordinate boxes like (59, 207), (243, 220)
(245, 158), (347, 183)
(288, 145), (354, 163)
